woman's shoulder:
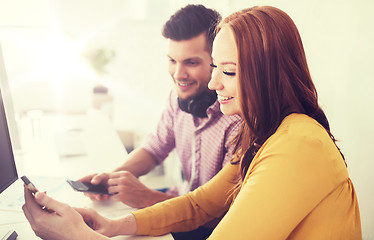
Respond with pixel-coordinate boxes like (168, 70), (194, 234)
(261, 113), (341, 162)
(260, 113), (346, 172)
(275, 114), (327, 141)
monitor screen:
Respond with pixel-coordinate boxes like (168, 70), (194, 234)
(0, 43), (21, 150)
(0, 87), (18, 194)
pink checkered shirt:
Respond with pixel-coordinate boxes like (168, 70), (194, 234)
(142, 90), (242, 195)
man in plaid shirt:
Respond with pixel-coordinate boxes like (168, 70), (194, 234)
(80, 4), (241, 209)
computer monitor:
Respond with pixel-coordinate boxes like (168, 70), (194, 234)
(0, 81), (19, 239)
(0, 42), (21, 150)
(0, 86), (18, 194)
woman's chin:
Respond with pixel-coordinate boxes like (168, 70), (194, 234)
(220, 106), (239, 116)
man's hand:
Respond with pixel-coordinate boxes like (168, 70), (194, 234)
(78, 173), (111, 201)
(107, 171), (175, 208)
(22, 186), (107, 240)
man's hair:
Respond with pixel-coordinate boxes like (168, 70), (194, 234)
(162, 4), (221, 53)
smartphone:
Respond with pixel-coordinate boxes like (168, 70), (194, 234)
(67, 180), (112, 195)
(21, 176), (39, 194)
(21, 175), (53, 212)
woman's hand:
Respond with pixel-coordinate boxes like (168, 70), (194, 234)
(22, 186), (107, 240)
(74, 207), (115, 237)
(75, 208), (137, 237)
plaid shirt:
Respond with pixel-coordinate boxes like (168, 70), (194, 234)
(142, 89), (242, 195)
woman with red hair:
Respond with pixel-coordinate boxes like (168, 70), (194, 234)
(23, 6), (361, 240)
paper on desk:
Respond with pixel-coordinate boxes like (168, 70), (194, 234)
(0, 210), (26, 225)
(0, 176), (67, 212)
(0, 179), (24, 212)
(0, 175), (135, 222)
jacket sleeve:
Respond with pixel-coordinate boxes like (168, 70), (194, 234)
(208, 127), (348, 239)
(133, 163), (240, 236)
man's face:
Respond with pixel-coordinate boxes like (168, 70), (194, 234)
(167, 33), (213, 101)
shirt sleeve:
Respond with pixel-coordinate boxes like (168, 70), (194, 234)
(208, 124), (349, 239)
(141, 91), (176, 164)
(133, 163), (240, 236)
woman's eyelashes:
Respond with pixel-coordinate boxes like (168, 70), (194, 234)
(223, 71), (236, 76)
(210, 63), (236, 76)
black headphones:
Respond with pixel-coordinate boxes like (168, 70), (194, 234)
(177, 91), (217, 118)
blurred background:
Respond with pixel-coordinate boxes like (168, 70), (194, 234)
(0, 0), (373, 238)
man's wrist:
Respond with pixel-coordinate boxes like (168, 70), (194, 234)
(144, 189), (176, 207)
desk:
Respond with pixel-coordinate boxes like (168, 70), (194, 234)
(17, 109), (128, 179)
(0, 109), (172, 240)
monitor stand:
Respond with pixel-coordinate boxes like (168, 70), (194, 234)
(1, 230), (18, 240)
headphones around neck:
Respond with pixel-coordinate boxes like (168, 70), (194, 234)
(177, 91), (217, 118)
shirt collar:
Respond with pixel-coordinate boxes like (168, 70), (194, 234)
(206, 100), (221, 118)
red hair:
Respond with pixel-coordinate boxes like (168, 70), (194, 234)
(217, 6), (344, 180)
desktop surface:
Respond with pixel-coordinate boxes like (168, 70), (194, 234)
(0, 110), (172, 239)
(0, 178), (171, 240)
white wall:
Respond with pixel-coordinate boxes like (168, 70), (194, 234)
(0, 0), (373, 238)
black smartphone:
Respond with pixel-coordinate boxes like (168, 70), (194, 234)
(21, 176), (39, 194)
(21, 175), (53, 212)
(67, 180), (112, 195)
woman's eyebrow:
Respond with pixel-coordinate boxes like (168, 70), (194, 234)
(220, 61), (237, 65)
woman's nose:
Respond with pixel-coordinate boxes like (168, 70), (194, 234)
(208, 71), (223, 90)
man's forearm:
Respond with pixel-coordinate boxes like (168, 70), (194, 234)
(144, 190), (177, 208)
(113, 148), (158, 177)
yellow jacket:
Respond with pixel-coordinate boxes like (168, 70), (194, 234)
(134, 114), (361, 239)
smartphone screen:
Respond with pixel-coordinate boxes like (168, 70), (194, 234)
(67, 180), (111, 195)
(21, 175), (53, 212)
(21, 176), (39, 194)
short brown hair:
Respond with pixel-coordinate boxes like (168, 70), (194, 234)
(162, 4), (221, 53)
